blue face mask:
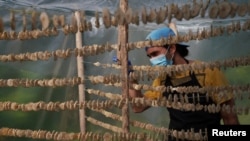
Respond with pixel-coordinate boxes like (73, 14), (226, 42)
(149, 54), (173, 66)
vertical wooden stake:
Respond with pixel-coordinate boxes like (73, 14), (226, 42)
(75, 11), (86, 134)
(117, 0), (130, 133)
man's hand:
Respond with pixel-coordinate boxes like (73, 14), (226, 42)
(112, 56), (133, 74)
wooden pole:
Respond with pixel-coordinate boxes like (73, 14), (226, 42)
(117, 0), (130, 133)
(75, 11), (86, 133)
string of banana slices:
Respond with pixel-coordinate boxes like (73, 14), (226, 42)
(1, 75), (249, 99)
(0, 17), (250, 61)
(87, 108), (208, 140)
(87, 84), (248, 111)
(0, 17), (245, 65)
(86, 85), (249, 102)
(87, 117), (207, 141)
(88, 74), (250, 94)
(87, 116), (207, 141)
(93, 56), (250, 78)
(90, 108), (168, 133)
(0, 77), (83, 87)
(90, 108), (172, 136)
(87, 117), (124, 133)
(0, 127), (207, 141)
(0, 99), (249, 115)
(86, 89), (122, 99)
(0, 0), (250, 40)
(0, 105), (209, 140)
(0, 11), (249, 59)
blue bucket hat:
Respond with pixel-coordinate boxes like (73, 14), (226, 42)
(145, 27), (189, 51)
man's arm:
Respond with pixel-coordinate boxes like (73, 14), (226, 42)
(205, 67), (240, 124)
(220, 98), (240, 125)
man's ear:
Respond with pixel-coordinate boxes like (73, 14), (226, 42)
(169, 44), (176, 54)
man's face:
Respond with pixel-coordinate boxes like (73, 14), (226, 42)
(146, 46), (167, 58)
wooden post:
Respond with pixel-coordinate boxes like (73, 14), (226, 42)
(117, 0), (130, 133)
(75, 11), (86, 133)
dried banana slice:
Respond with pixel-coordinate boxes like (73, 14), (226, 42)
(190, 1), (201, 18)
(131, 10), (139, 25)
(237, 4), (248, 17)
(219, 1), (231, 19)
(156, 7), (166, 24)
(125, 8), (133, 24)
(115, 8), (125, 25)
(0, 17), (4, 33)
(40, 11), (50, 31)
(229, 2), (238, 18)
(58, 14), (65, 27)
(102, 8), (111, 28)
(22, 10), (27, 31)
(209, 3), (219, 19)
(31, 11), (37, 30)
(95, 10), (100, 28)
(10, 10), (16, 31)
(174, 6), (183, 21)
(148, 8), (157, 23)
(182, 4), (191, 20)
(52, 15), (59, 28)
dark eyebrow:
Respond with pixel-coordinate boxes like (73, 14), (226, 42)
(147, 51), (158, 58)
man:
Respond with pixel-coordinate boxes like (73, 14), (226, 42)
(129, 26), (239, 140)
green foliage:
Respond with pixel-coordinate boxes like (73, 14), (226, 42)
(224, 66), (250, 84)
(224, 66), (250, 124)
(0, 64), (80, 141)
